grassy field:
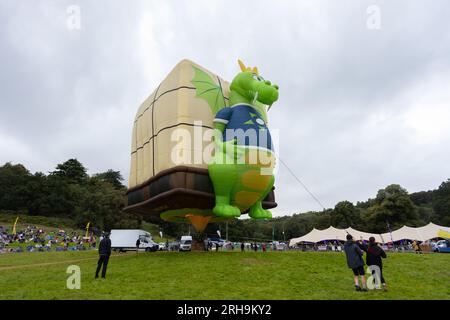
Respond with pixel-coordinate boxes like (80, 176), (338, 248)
(0, 250), (449, 300)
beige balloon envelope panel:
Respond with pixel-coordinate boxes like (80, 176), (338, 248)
(124, 59), (277, 228)
(129, 59), (228, 186)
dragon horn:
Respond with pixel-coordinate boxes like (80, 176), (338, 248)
(238, 59), (247, 72)
(252, 66), (258, 75)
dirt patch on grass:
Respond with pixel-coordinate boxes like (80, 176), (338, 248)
(240, 258), (272, 266)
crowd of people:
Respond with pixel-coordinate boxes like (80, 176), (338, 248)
(292, 238), (438, 254)
(0, 225), (97, 253)
(201, 240), (287, 252)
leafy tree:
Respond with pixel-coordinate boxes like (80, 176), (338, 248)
(332, 201), (361, 228)
(26, 172), (48, 215)
(93, 170), (125, 190)
(0, 163), (31, 211)
(433, 179), (450, 226)
(410, 190), (433, 206)
(72, 178), (127, 230)
(52, 159), (88, 184)
(363, 184), (420, 233)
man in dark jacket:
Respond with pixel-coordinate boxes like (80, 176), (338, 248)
(95, 233), (112, 279)
(136, 238), (141, 254)
(365, 237), (387, 291)
(343, 234), (367, 291)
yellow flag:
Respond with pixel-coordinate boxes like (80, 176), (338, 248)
(12, 216), (19, 235)
(85, 222), (91, 238)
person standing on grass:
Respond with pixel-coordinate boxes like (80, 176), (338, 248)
(95, 233), (111, 279)
(344, 234), (367, 292)
(136, 238), (141, 254)
(412, 240), (422, 254)
(365, 237), (388, 291)
(241, 242), (245, 252)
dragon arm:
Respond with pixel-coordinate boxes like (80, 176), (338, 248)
(213, 122), (226, 133)
(212, 122), (225, 146)
(212, 122), (243, 159)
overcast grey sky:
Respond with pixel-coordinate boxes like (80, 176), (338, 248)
(1, 0), (449, 216)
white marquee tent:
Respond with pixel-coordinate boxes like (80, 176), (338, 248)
(289, 223), (449, 246)
(380, 223), (449, 243)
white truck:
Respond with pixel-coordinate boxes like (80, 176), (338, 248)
(179, 235), (192, 251)
(110, 229), (159, 252)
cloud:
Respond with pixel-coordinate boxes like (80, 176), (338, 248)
(0, 0), (449, 217)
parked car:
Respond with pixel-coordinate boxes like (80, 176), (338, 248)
(208, 237), (225, 247)
(434, 239), (450, 253)
(179, 236), (192, 251)
(168, 241), (180, 251)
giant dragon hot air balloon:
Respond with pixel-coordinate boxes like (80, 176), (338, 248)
(123, 59), (279, 233)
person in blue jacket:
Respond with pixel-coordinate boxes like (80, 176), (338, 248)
(343, 234), (367, 292)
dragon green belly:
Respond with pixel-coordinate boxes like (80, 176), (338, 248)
(208, 145), (275, 218)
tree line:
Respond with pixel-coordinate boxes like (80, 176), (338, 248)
(0, 160), (449, 241)
(0, 159), (141, 231)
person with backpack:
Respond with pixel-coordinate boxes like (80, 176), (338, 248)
(343, 234), (367, 292)
(365, 237), (388, 291)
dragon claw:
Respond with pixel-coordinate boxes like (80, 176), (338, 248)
(213, 204), (241, 218)
(249, 206), (272, 219)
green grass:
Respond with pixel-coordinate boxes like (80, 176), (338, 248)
(0, 251), (448, 300)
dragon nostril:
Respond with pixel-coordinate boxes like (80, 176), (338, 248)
(265, 80), (271, 85)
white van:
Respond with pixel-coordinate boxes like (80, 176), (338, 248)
(110, 229), (159, 252)
(180, 235), (192, 251)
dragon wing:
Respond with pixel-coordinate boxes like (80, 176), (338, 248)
(191, 66), (227, 115)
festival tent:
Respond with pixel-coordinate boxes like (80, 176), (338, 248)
(289, 228), (318, 244)
(345, 227), (383, 244)
(381, 223), (449, 242)
(288, 227), (342, 244)
(437, 228), (450, 239)
(289, 226), (347, 245)
(315, 226), (348, 242)
(381, 225), (419, 242)
(417, 223), (449, 241)
(289, 223), (450, 246)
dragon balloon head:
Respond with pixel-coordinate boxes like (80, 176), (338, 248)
(230, 59), (279, 108)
